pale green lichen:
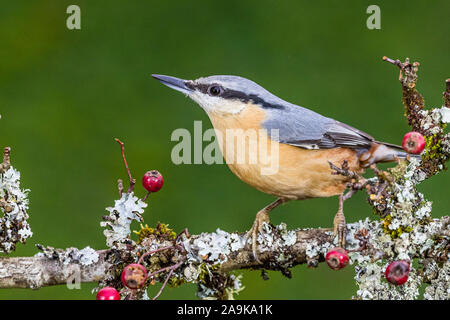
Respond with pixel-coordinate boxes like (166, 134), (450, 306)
(133, 223), (176, 244)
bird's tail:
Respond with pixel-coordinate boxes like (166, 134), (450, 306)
(379, 141), (422, 160)
(360, 141), (421, 167)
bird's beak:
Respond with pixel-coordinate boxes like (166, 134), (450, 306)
(152, 74), (193, 95)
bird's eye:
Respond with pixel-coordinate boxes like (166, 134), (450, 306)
(208, 85), (223, 96)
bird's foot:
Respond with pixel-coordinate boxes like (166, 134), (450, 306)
(333, 204), (347, 248)
(244, 209), (270, 264)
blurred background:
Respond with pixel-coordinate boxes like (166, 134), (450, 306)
(0, 0), (449, 299)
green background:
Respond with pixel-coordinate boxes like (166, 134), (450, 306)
(0, 0), (449, 300)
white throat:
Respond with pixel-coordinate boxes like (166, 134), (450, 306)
(189, 92), (246, 115)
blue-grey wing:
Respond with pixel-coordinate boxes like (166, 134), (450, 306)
(262, 104), (375, 151)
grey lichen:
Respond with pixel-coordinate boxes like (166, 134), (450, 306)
(438, 106), (450, 123)
(178, 229), (246, 299)
(423, 260), (450, 300)
(35, 245), (99, 266)
(0, 166), (32, 253)
(224, 274), (245, 300)
(183, 262), (201, 282)
(257, 223), (298, 263)
(347, 154), (449, 299)
(184, 228), (243, 263)
(101, 192), (147, 249)
(340, 67), (450, 298)
(195, 266), (245, 300)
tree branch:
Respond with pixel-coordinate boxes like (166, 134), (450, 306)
(1, 215), (448, 292)
(0, 249), (110, 289)
(0, 226), (347, 289)
(0, 228), (327, 288)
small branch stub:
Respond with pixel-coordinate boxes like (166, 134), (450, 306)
(444, 79), (450, 108)
(383, 56), (424, 131)
(0, 147), (11, 173)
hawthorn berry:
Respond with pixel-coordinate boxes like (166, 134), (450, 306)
(385, 260), (410, 285)
(402, 132), (425, 154)
(142, 170), (164, 192)
(121, 263), (148, 289)
(96, 286), (120, 300)
(325, 247), (349, 270)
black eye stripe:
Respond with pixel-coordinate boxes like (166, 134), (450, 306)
(221, 90), (285, 110)
(185, 81), (196, 91)
(189, 83), (211, 94)
(189, 82), (284, 109)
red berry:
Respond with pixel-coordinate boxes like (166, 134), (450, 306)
(385, 260), (410, 285)
(121, 263), (148, 289)
(402, 132), (425, 154)
(96, 286), (120, 300)
(142, 170), (164, 192)
(325, 247), (349, 270)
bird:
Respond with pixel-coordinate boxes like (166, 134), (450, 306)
(152, 74), (415, 263)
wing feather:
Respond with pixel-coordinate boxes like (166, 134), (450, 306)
(263, 104), (375, 151)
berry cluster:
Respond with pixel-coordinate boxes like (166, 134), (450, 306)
(97, 164), (164, 300)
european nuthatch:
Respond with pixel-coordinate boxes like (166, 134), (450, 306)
(153, 74), (415, 262)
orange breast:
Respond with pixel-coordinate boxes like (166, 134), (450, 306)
(206, 104), (364, 200)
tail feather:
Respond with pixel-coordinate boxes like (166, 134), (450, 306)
(360, 141), (421, 167)
(376, 140), (421, 160)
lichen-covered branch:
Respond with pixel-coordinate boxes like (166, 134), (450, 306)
(382, 56), (449, 178)
(0, 215), (448, 297)
(0, 227), (320, 289)
(0, 147), (32, 253)
(0, 247), (109, 289)
(382, 56), (424, 131)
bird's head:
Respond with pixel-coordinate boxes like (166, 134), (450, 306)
(152, 74), (286, 115)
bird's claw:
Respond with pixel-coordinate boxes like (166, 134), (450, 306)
(244, 210), (270, 264)
(333, 208), (347, 248)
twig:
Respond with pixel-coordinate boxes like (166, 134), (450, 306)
(383, 55), (424, 131)
(328, 160), (363, 181)
(175, 228), (190, 243)
(328, 160), (369, 198)
(370, 164), (393, 183)
(142, 191), (150, 201)
(151, 261), (185, 300)
(152, 268), (174, 300)
(114, 138), (136, 193)
(117, 179), (124, 197)
(382, 56), (403, 68)
(0, 147), (11, 173)
(444, 79), (450, 108)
